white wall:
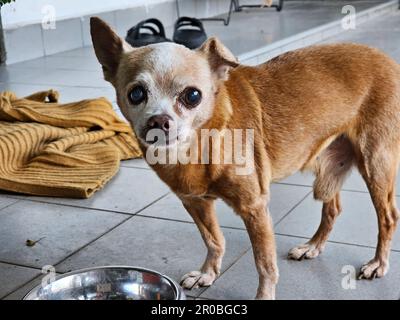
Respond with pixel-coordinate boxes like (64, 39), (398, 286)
(1, 0), (172, 29)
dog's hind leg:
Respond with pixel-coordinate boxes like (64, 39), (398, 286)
(357, 143), (399, 279)
(288, 193), (342, 260)
(288, 135), (354, 260)
(179, 196), (225, 289)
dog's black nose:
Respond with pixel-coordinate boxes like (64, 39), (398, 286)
(147, 114), (172, 133)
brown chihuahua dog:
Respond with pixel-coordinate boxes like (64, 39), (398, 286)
(91, 17), (400, 299)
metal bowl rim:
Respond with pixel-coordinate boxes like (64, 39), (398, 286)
(22, 265), (184, 300)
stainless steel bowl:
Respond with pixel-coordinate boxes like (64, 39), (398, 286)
(23, 266), (185, 300)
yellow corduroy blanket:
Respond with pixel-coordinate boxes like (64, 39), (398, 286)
(0, 90), (142, 198)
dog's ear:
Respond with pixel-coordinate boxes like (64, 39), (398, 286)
(198, 37), (239, 81)
(263, 0), (273, 6)
(90, 17), (124, 83)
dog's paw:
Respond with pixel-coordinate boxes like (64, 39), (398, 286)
(358, 259), (389, 280)
(288, 243), (322, 260)
(180, 271), (216, 290)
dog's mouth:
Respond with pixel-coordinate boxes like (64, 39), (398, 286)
(140, 130), (179, 147)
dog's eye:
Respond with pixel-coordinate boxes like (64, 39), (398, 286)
(128, 86), (147, 105)
(180, 87), (202, 108)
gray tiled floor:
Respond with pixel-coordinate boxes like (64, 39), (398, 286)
(138, 184), (311, 229)
(3, 272), (62, 300)
(281, 168), (400, 195)
(0, 263), (41, 299)
(26, 167), (169, 214)
(275, 191), (400, 251)
(200, 0), (388, 56)
(200, 235), (400, 300)
(319, 9), (400, 62)
(0, 201), (127, 268)
(0, 82), (117, 104)
(0, 196), (18, 210)
(55, 215), (251, 298)
(1, 1), (400, 300)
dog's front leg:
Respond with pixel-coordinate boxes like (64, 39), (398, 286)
(237, 200), (279, 300)
(179, 196), (225, 290)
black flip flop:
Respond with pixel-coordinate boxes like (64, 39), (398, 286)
(173, 17), (207, 49)
(125, 18), (171, 47)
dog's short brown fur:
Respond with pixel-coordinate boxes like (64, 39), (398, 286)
(91, 17), (400, 299)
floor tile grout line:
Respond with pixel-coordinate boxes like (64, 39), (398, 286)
(4, 233), (400, 300)
(58, 207), (400, 252)
(197, 233), (400, 299)
(12, 190), (170, 217)
(0, 214), (248, 299)
(335, 188), (369, 194)
(8, 65), (102, 73)
(197, 228), (400, 299)
(4, 193), (400, 256)
(9, 197), (149, 217)
(0, 195), (28, 202)
(1, 193), (171, 299)
(274, 190), (313, 227)
(196, 246), (252, 299)
(273, 186), (400, 228)
(0, 264), (45, 300)
(274, 232), (400, 253)
(0, 212), (242, 300)
(134, 215), (400, 252)
(135, 213), (248, 231)
(275, 182), (400, 197)
(3, 193), (248, 231)
(274, 182), (313, 188)
(1, 81), (112, 91)
(339, 188), (400, 197)
(50, 215), (137, 271)
(0, 198), (22, 214)
(51, 193), (170, 271)
(3, 235), (399, 300)
(195, 236), (400, 300)
(275, 181), (370, 194)
(41, 48), (95, 59)
(0, 183), (386, 212)
(0, 260), (44, 271)
(5, 67), (101, 74)
(119, 165), (151, 171)
(1, 274), (43, 300)
(5, 80), (109, 90)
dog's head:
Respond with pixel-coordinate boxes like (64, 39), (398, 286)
(90, 17), (238, 147)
